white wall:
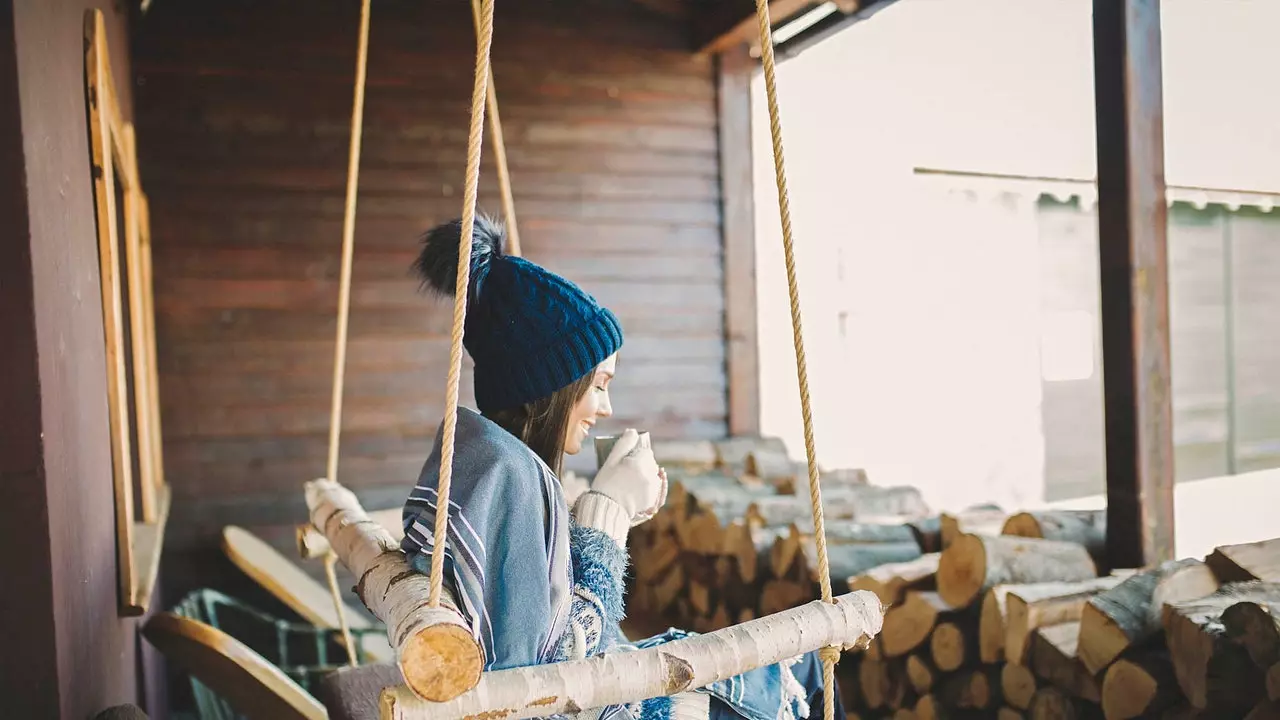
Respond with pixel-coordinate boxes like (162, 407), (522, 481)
(751, 0), (1280, 513)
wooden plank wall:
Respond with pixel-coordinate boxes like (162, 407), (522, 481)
(132, 0), (727, 559)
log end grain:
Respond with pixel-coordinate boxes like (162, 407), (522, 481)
(938, 533), (987, 607)
(1101, 657), (1176, 720)
(1002, 662), (1038, 710)
(1078, 599), (1129, 676)
(930, 621), (967, 672)
(399, 621), (484, 702)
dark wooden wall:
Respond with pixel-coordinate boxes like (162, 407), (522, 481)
(2, 0), (167, 716)
(133, 1), (728, 562)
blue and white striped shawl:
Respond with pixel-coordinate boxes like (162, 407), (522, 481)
(401, 407), (573, 670)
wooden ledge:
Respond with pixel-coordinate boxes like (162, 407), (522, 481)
(124, 483), (170, 616)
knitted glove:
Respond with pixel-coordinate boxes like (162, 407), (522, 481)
(573, 429), (667, 544)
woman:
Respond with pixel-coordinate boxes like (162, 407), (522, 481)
(400, 216), (841, 720)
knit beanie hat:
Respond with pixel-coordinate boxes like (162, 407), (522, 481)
(413, 215), (624, 413)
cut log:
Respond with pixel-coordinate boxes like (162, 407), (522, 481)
(795, 538), (924, 591)
(981, 586), (1015, 664)
(1030, 622), (1101, 704)
(1001, 511), (1107, 567)
(668, 474), (775, 520)
(914, 694), (938, 720)
(381, 591), (885, 720)
(850, 553), (941, 607)
(1221, 595), (1280, 668)
(708, 604), (731, 632)
(722, 523), (787, 584)
(652, 440), (718, 471)
(746, 494), (862, 529)
(940, 504), (1007, 549)
(1163, 581), (1275, 711)
(771, 528), (803, 579)
(936, 669), (994, 711)
(687, 580), (713, 617)
(1100, 652), (1181, 720)
(1206, 537), (1280, 583)
(296, 506), (403, 560)
(882, 592), (954, 657)
(1244, 700), (1280, 720)
(937, 534), (1097, 608)
(783, 483), (931, 521)
(304, 479), (480, 702)
(1159, 704), (1206, 720)
(744, 447), (798, 483)
(1004, 577), (1125, 664)
(1002, 663), (1038, 711)
(859, 658), (893, 710)
(801, 519), (920, 546)
(760, 578), (811, 615)
(931, 621), (976, 672)
(712, 436), (787, 470)
(865, 635), (884, 662)
(652, 564), (685, 613)
(634, 532), (680, 585)
(1028, 687), (1101, 720)
(1077, 558), (1220, 675)
(909, 517), (944, 554)
(906, 654), (936, 695)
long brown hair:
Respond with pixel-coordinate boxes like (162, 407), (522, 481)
(483, 372), (596, 476)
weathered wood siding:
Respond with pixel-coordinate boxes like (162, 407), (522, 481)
(133, 1), (726, 552)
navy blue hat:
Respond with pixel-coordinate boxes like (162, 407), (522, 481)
(413, 215), (624, 413)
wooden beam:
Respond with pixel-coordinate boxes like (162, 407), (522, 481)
(717, 43), (760, 437)
(693, 0), (817, 56)
(1091, 0), (1175, 568)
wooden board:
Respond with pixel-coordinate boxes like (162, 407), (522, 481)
(222, 525), (393, 663)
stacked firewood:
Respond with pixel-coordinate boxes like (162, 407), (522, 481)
(626, 437), (933, 632)
(625, 439), (1280, 720)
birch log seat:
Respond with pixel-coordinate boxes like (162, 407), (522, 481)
(304, 478), (886, 719)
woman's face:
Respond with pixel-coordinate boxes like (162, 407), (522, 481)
(564, 353), (617, 455)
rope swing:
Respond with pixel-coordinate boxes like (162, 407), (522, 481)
(324, 0), (372, 666)
(752, 3), (841, 720)
(298, 0), (883, 713)
(427, 0), (496, 610)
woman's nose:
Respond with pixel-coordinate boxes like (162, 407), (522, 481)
(598, 393), (613, 418)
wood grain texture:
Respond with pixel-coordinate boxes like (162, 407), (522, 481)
(133, 0), (732, 556)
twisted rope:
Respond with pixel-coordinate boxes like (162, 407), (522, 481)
(753, 3), (838, 719)
(324, 551), (358, 665)
(323, 0), (371, 665)
(470, 0), (521, 256)
(429, 0), (496, 609)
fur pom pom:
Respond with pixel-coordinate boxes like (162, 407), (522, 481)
(413, 213), (506, 296)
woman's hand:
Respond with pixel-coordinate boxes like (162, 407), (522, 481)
(585, 428), (665, 526)
(631, 467), (667, 526)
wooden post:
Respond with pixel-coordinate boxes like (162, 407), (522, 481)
(1091, 0), (1175, 568)
(718, 42), (761, 437)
